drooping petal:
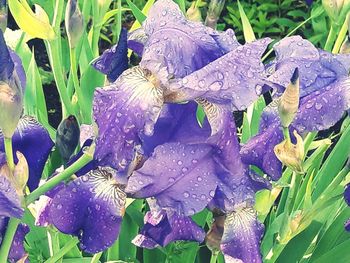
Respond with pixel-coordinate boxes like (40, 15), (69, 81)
(92, 28), (128, 82)
(0, 116), (54, 191)
(169, 38), (272, 110)
(49, 168), (126, 253)
(268, 36), (350, 97)
(0, 172), (23, 218)
(140, 0), (239, 79)
(220, 202), (264, 263)
(126, 142), (218, 216)
(133, 210), (205, 248)
(93, 66), (164, 172)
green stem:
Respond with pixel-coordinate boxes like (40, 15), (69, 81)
(324, 24), (338, 51)
(91, 252), (103, 263)
(0, 218), (21, 263)
(282, 127), (290, 141)
(4, 137), (14, 172)
(210, 252), (218, 263)
(44, 238), (79, 263)
(332, 15), (349, 54)
(47, 227), (60, 259)
(26, 153), (93, 205)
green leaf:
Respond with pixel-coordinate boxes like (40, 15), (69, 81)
(126, 0), (147, 24)
(241, 112), (251, 143)
(8, 0), (55, 39)
(312, 239), (350, 263)
(237, 0), (256, 42)
(196, 104), (206, 128)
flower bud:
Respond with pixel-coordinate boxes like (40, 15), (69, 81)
(55, 115), (80, 161)
(186, 2), (202, 22)
(0, 0), (7, 32)
(205, 0), (226, 29)
(205, 211), (225, 252)
(13, 151), (29, 193)
(0, 30), (23, 138)
(274, 130), (304, 174)
(340, 36), (350, 54)
(278, 68), (300, 128)
(65, 0), (84, 48)
(322, 0), (349, 22)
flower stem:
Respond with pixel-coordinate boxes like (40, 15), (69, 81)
(4, 137), (14, 172)
(26, 153), (93, 205)
(44, 237), (79, 263)
(282, 127), (290, 142)
(210, 252), (218, 263)
(0, 218), (21, 263)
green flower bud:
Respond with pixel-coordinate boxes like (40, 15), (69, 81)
(186, 1), (202, 22)
(322, 0), (350, 23)
(65, 0), (84, 48)
(0, 79), (23, 138)
(278, 68), (300, 128)
(274, 130), (304, 174)
(0, 0), (7, 32)
(13, 151), (29, 194)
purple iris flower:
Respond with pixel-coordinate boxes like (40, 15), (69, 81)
(92, 0), (271, 174)
(241, 36), (350, 180)
(126, 101), (268, 262)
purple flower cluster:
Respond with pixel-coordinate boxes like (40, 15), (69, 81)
(1, 0), (350, 262)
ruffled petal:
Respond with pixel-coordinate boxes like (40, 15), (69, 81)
(140, 0), (239, 79)
(220, 203), (264, 263)
(92, 28), (128, 82)
(126, 142), (218, 216)
(49, 168), (126, 253)
(169, 38), (271, 110)
(269, 36), (350, 97)
(0, 116), (54, 191)
(93, 66), (164, 172)
(133, 210), (205, 248)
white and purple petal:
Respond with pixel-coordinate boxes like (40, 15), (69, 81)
(49, 168), (126, 253)
(93, 66), (164, 172)
(220, 203), (264, 263)
(133, 209), (205, 248)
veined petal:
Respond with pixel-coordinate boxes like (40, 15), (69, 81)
(140, 102), (211, 156)
(269, 36), (350, 97)
(126, 142), (218, 216)
(93, 66), (164, 172)
(92, 28), (128, 82)
(49, 168), (126, 253)
(0, 116), (54, 191)
(128, 28), (148, 57)
(169, 38), (271, 110)
(140, 0), (239, 79)
(133, 209), (205, 248)
(220, 202), (264, 263)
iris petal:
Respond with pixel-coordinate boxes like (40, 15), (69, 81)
(220, 203), (264, 263)
(92, 28), (128, 82)
(0, 116), (54, 191)
(170, 38), (271, 110)
(93, 66), (164, 172)
(49, 168), (126, 253)
(133, 209), (205, 248)
(126, 142), (218, 216)
(0, 173), (23, 218)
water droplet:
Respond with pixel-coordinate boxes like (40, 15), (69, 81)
(197, 176), (202, 182)
(198, 80), (205, 88)
(56, 204), (63, 210)
(169, 177), (175, 183)
(209, 190), (215, 197)
(209, 81), (223, 91)
(177, 160), (183, 165)
(182, 167), (188, 173)
(183, 191), (190, 198)
(192, 159), (198, 164)
(315, 102), (323, 110)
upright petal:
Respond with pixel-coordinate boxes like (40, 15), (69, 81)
(128, 28), (148, 57)
(220, 202), (264, 263)
(49, 168), (126, 253)
(93, 66), (164, 172)
(133, 209), (205, 248)
(169, 38), (271, 110)
(269, 36), (350, 97)
(92, 28), (128, 82)
(140, 0), (239, 79)
(126, 142), (218, 216)
(0, 116), (54, 191)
